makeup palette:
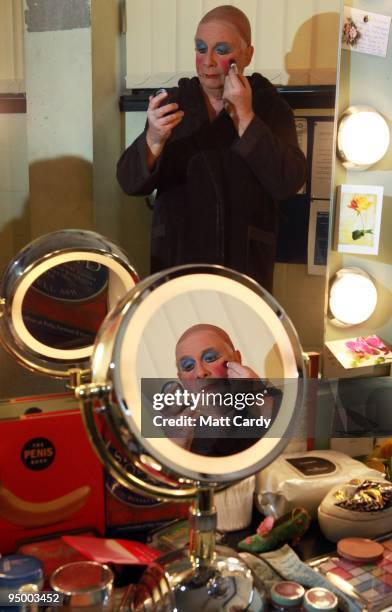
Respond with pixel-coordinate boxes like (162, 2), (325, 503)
(310, 537), (392, 611)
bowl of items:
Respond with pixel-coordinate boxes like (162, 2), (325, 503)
(318, 477), (392, 542)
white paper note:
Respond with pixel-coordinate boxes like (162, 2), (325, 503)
(311, 121), (334, 200)
(342, 6), (391, 57)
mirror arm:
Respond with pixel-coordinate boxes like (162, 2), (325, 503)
(76, 385), (198, 501)
(67, 368), (94, 389)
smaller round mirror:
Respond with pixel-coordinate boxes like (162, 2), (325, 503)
(0, 229), (138, 378)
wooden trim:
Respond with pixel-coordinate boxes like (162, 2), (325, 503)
(0, 93), (26, 113)
(119, 85), (336, 112)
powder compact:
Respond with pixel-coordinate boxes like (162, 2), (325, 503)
(270, 581), (305, 608)
(303, 587), (338, 612)
(337, 537), (384, 563)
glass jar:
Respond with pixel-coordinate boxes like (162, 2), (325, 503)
(50, 561), (114, 610)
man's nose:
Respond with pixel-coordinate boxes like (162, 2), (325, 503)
(203, 49), (216, 67)
(195, 361), (210, 378)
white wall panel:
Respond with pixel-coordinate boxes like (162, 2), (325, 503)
(125, 0), (341, 88)
(0, 0), (24, 92)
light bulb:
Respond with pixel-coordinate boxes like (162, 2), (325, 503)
(337, 106), (390, 169)
(329, 268), (377, 325)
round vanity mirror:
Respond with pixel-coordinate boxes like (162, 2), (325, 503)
(0, 229), (138, 378)
(86, 264), (306, 486)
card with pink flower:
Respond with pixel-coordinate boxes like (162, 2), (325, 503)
(325, 335), (392, 369)
(334, 184), (384, 255)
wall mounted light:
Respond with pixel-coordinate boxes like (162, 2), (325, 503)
(329, 267), (377, 326)
(337, 106), (390, 170)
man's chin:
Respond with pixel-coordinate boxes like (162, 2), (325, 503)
(199, 76), (224, 90)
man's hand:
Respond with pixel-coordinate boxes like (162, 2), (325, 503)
(223, 65), (255, 137)
(145, 91), (184, 169)
(227, 362), (259, 379)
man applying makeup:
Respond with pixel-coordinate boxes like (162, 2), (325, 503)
(161, 324), (280, 457)
(117, 5), (306, 292)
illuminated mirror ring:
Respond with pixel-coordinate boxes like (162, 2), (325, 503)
(0, 230), (138, 377)
(96, 265), (306, 484)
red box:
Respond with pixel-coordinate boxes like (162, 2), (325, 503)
(0, 411), (105, 553)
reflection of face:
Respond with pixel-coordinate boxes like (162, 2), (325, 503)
(195, 21), (253, 95)
(176, 329), (241, 390)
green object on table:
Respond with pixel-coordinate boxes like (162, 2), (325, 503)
(238, 507), (311, 553)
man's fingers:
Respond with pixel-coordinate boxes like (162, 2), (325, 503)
(159, 110), (183, 126)
(237, 74), (248, 87)
(149, 91), (168, 110)
(156, 102), (179, 117)
(226, 71), (242, 84)
(227, 362), (243, 375)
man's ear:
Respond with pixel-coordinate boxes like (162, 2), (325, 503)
(234, 350), (242, 363)
(244, 45), (254, 67)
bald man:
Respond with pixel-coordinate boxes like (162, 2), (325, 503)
(118, 5), (306, 292)
(175, 323), (258, 393)
(159, 323), (278, 456)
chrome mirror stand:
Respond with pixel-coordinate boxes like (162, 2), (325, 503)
(128, 487), (266, 612)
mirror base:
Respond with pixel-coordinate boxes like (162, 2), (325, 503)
(129, 545), (266, 611)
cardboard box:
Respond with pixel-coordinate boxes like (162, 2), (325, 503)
(0, 411), (105, 553)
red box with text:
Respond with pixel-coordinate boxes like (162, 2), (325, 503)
(0, 410), (105, 553)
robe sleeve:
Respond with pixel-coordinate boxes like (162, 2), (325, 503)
(116, 127), (163, 196)
(231, 95), (307, 200)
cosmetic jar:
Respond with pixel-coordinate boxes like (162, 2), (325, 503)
(303, 587), (338, 612)
(0, 555), (44, 611)
(270, 581), (305, 609)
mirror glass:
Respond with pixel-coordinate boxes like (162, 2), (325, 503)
(103, 268), (305, 481)
(22, 261), (109, 350)
(0, 1), (341, 402)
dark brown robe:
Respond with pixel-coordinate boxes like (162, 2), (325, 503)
(117, 74), (306, 292)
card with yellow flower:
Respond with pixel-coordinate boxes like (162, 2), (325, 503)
(334, 184), (384, 254)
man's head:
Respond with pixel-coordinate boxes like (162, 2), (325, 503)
(175, 324), (241, 390)
(195, 5), (254, 95)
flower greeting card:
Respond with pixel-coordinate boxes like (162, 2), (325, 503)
(325, 335), (392, 370)
(334, 184), (384, 255)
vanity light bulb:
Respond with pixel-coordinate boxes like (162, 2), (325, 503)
(329, 269), (377, 325)
(338, 107), (390, 168)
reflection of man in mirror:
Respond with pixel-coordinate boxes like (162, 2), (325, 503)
(176, 323), (258, 391)
(117, 5), (306, 292)
(164, 324), (279, 456)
